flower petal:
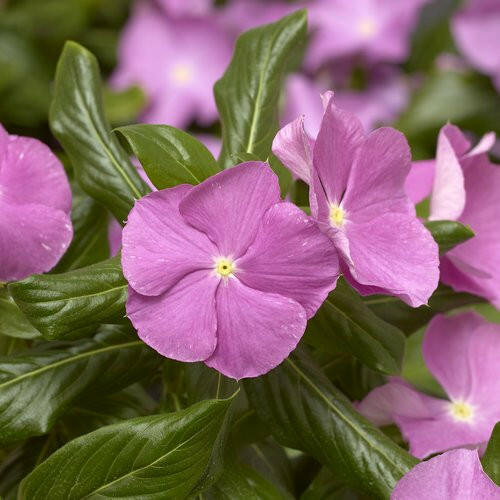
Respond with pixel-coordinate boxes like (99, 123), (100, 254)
(391, 449), (500, 499)
(342, 127), (413, 217)
(272, 116), (314, 184)
(179, 162), (281, 258)
(404, 160), (435, 205)
(313, 100), (365, 204)
(1, 135), (71, 214)
(126, 270), (218, 362)
(344, 212), (439, 306)
(0, 201), (72, 282)
(122, 185), (217, 297)
(205, 278), (306, 379)
(237, 202), (339, 317)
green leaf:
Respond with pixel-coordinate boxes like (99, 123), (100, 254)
(103, 85), (146, 125)
(482, 422), (500, 485)
(425, 220), (475, 254)
(50, 41), (149, 222)
(9, 255), (127, 339)
(0, 289), (40, 339)
(52, 182), (111, 272)
(215, 10), (307, 167)
(305, 279), (406, 375)
(245, 350), (417, 498)
(301, 467), (362, 500)
(116, 124), (220, 189)
(0, 325), (160, 445)
(19, 397), (235, 500)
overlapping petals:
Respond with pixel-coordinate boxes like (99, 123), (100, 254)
(123, 162), (340, 379)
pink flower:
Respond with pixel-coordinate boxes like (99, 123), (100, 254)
(122, 162), (339, 379)
(0, 124), (72, 282)
(358, 313), (500, 459)
(273, 95), (439, 306)
(392, 449), (500, 499)
(112, 1), (232, 127)
(405, 123), (500, 308)
(306, 0), (429, 70)
(155, 0), (213, 17)
(452, 0), (500, 91)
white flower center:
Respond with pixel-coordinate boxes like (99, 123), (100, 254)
(170, 63), (194, 85)
(357, 18), (377, 38)
(449, 400), (475, 423)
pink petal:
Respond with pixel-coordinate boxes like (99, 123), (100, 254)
(404, 160), (435, 205)
(179, 162), (281, 258)
(466, 132), (496, 157)
(313, 100), (365, 205)
(205, 278), (306, 379)
(236, 202), (339, 318)
(0, 201), (73, 282)
(272, 116), (314, 184)
(342, 127), (413, 217)
(345, 212), (439, 306)
(0, 123), (8, 164)
(429, 126), (466, 221)
(0, 135), (71, 214)
(122, 185), (217, 297)
(391, 449), (500, 499)
(126, 270), (218, 362)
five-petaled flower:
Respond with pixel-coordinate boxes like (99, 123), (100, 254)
(273, 94), (439, 307)
(358, 312), (500, 458)
(122, 162), (340, 379)
(0, 123), (72, 282)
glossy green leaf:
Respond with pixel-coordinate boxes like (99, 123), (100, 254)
(9, 255), (127, 339)
(425, 220), (474, 254)
(103, 85), (146, 125)
(0, 326), (160, 444)
(245, 350), (417, 498)
(215, 10), (307, 167)
(305, 279), (406, 375)
(116, 124), (220, 189)
(482, 422), (500, 485)
(19, 397), (235, 500)
(0, 288), (40, 339)
(300, 467), (364, 500)
(50, 41), (149, 222)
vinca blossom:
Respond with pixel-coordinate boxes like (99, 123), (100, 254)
(405, 123), (500, 308)
(122, 162), (339, 379)
(156, 0), (213, 17)
(359, 313), (500, 458)
(112, 1), (232, 127)
(273, 94), (439, 306)
(392, 449), (500, 499)
(0, 123), (72, 282)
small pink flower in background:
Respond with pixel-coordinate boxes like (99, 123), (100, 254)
(359, 313), (500, 458)
(391, 449), (500, 499)
(306, 0), (429, 70)
(155, 0), (213, 17)
(0, 124), (72, 282)
(122, 162), (339, 379)
(273, 95), (439, 306)
(405, 123), (500, 308)
(452, 0), (500, 91)
(112, 1), (232, 127)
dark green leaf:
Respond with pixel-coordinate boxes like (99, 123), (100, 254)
(50, 41), (149, 222)
(103, 85), (146, 125)
(215, 10), (307, 167)
(305, 279), (406, 375)
(19, 397), (235, 499)
(116, 124), (220, 189)
(0, 289), (40, 339)
(245, 350), (417, 498)
(482, 422), (500, 485)
(9, 255), (127, 339)
(0, 326), (160, 444)
(301, 467), (369, 500)
(425, 220), (474, 254)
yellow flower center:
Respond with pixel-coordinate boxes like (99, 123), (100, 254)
(170, 63), (193, 85)
(329, 204), (345, 227)
(215, 257), (234, 277)
(449, 400), (474, 422)
(358, 18), (377, 37)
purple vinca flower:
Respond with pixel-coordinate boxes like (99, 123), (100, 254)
(121, 162), (340, 379)
(273, 95), (439, 307)
(358, 312), (500, 459)
(112, 1), (232, 127)
(392, 449), (500, 499)
(0, 123), (72, 282)
(405, 123), (499, 308)
(452, 0), (500, 92)
(155, 0), (213, 17)
(306, 0), (429, 70)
